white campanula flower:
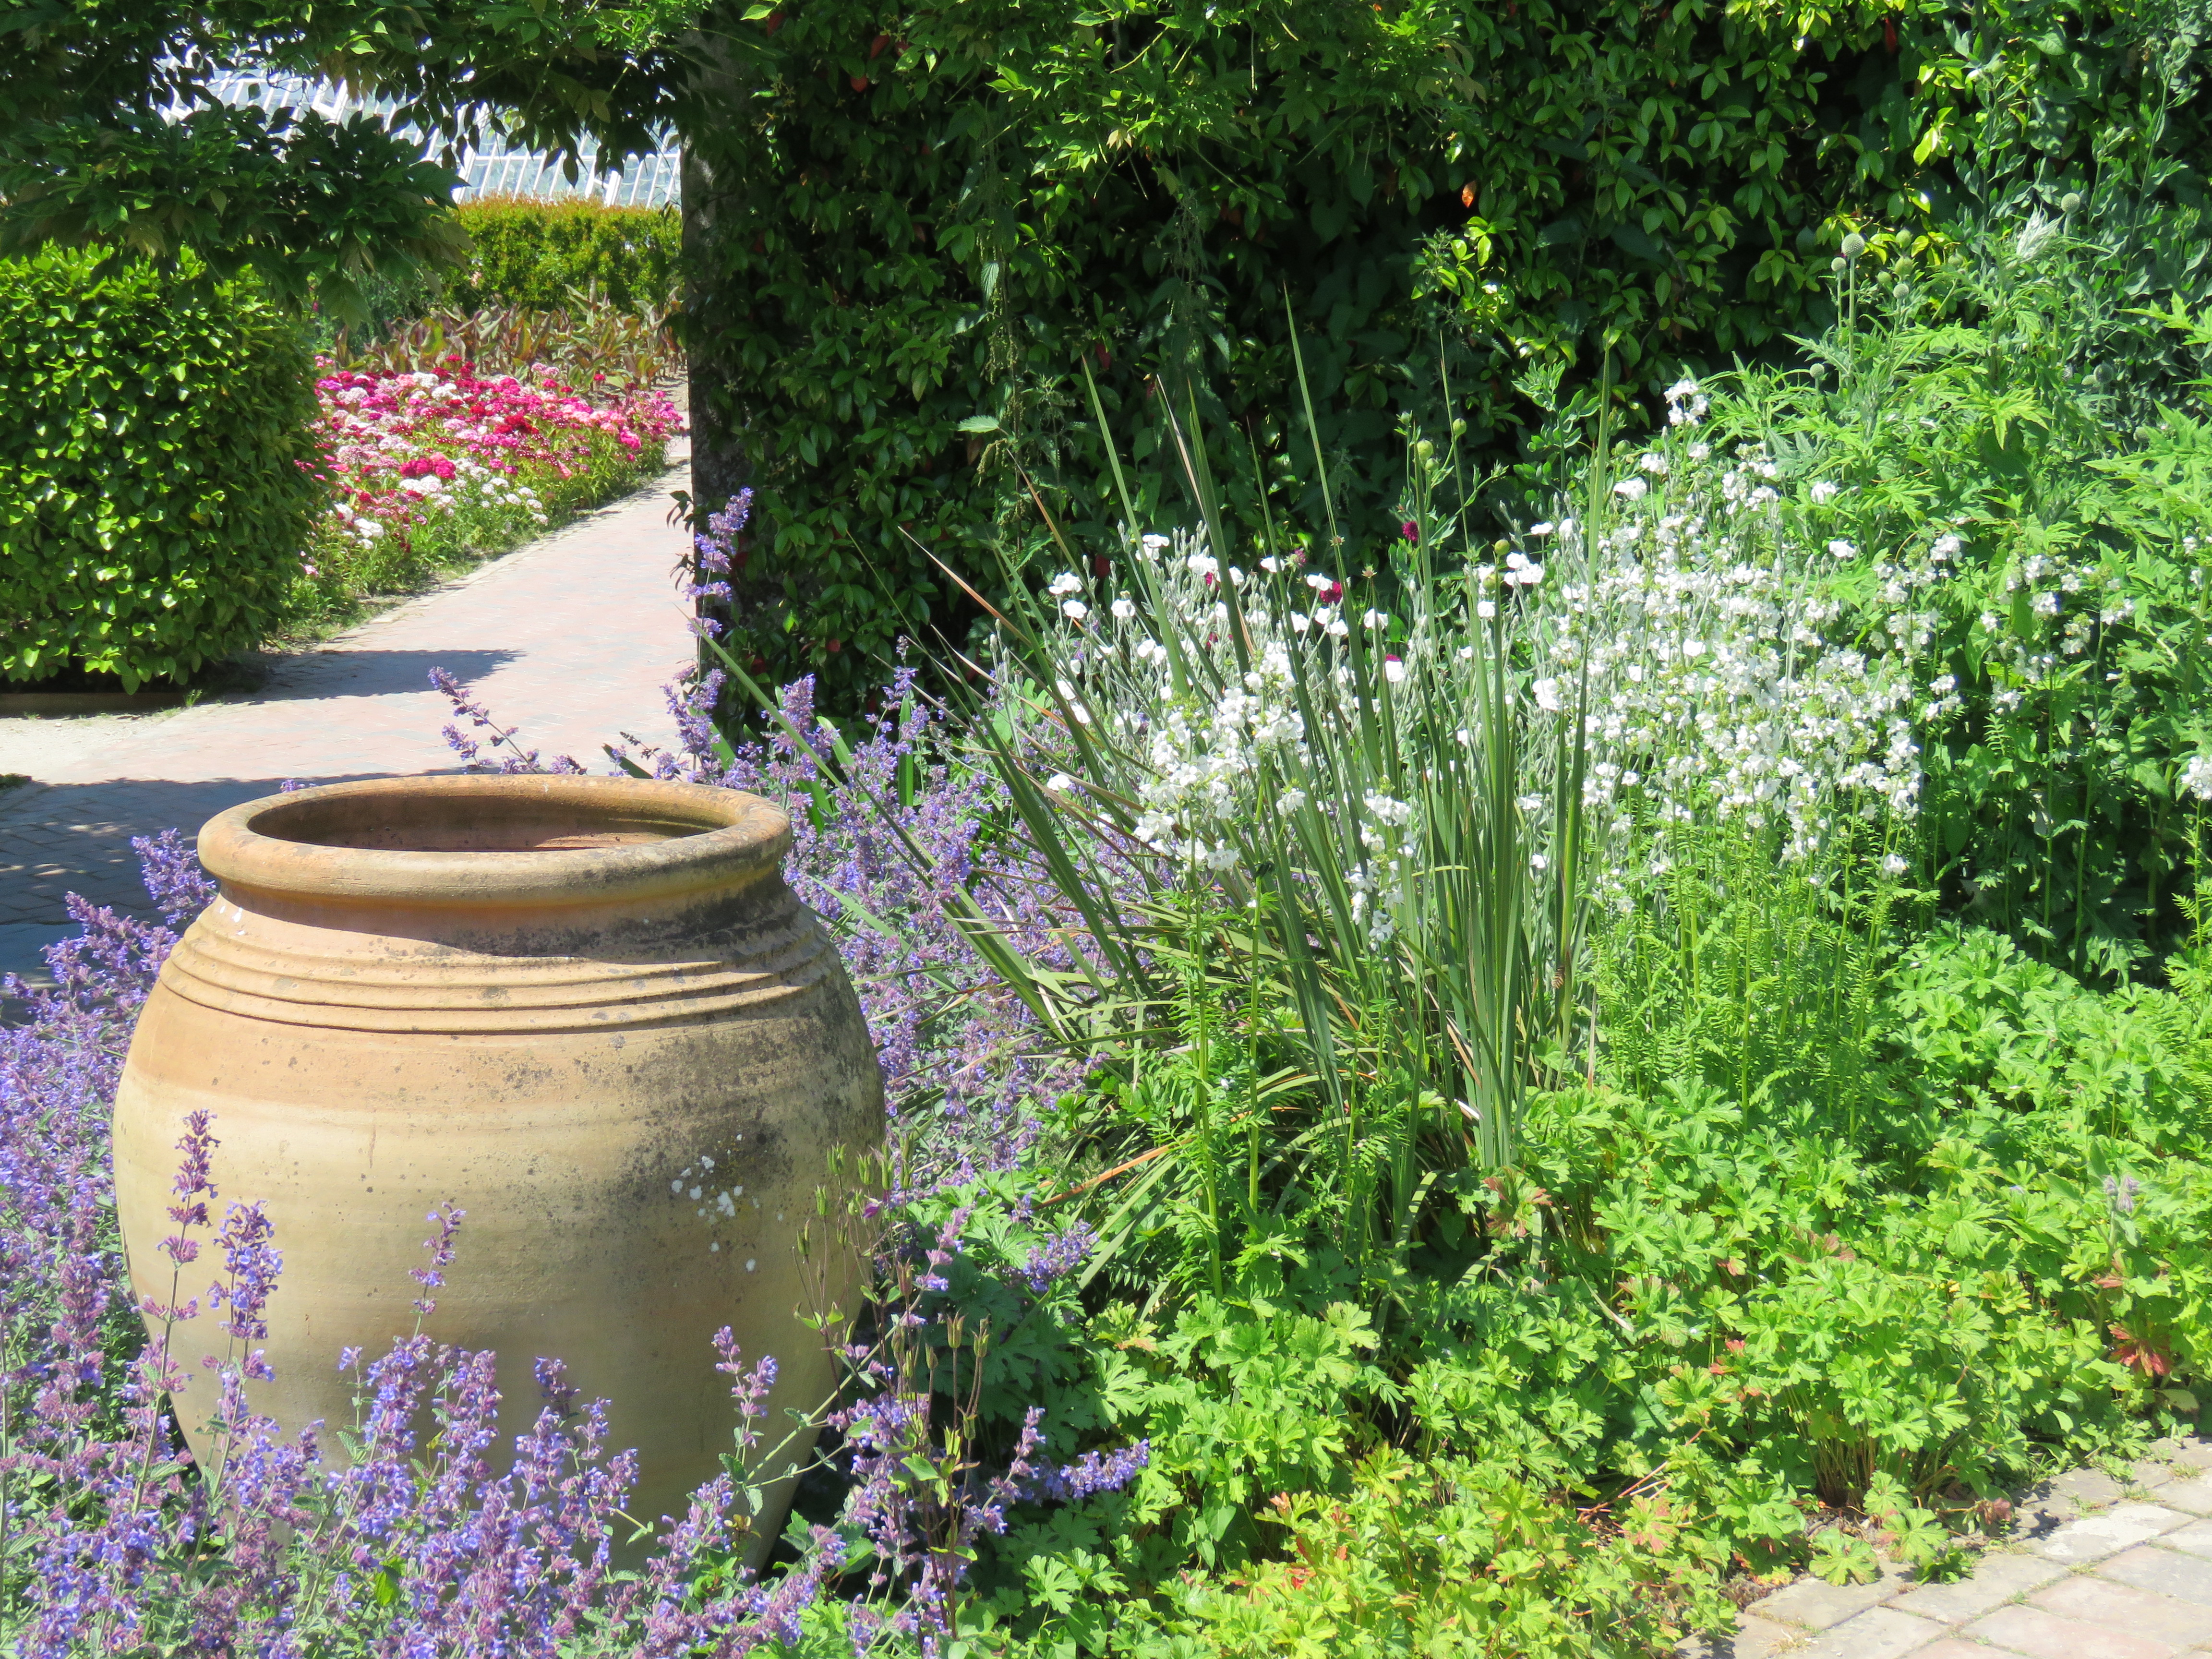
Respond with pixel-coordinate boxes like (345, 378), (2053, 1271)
(1045, 772), (1077, 794)
(1278, 788), (1308, 814)
(1515, 794), (1545, 814)
(1532, 677), (1563, 712)
(1261, 555), (1283, 573)
(1613, 477), (1649, 502)
(1140, 532), (1171, 553)
(1827, 540), (1856, 560)
(1363, 790), (1413, 827)
(1047, 572), (1082, 598)
(2183, 755), (2212, 802)
(1363, 608), (1389, 629)
(1529, 521), (1555, 538)
(1638, 452), (1669, 476)
(1382, 656), (1406, 684)
(1881, 853), (1910, 878)
(1111, 597), (1136, 620)
(1477, 600), (1497, 619)
(1810, 480), (1841, 503)
(1932, 532), (1962, 561)
(1062, 599), (1090, 620)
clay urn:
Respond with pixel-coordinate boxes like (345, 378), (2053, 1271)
(111, 774), (883, 1559)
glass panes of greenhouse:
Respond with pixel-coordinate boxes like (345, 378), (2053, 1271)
(201, 71), (681, 207)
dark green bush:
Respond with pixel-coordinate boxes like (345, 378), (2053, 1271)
(451, 196), (681, 315)
(680, 0), (2212, 706)
(0, 249), (323, 690)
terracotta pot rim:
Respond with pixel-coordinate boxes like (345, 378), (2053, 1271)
(198, 775), (793, 908)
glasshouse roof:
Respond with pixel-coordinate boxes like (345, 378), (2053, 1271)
(205, 72), (682, 208)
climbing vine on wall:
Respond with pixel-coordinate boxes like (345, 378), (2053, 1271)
(677, 0), (2212, 703)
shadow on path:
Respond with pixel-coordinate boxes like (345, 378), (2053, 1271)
(0, 774), (433, 935)
(240, 648), (521, 704)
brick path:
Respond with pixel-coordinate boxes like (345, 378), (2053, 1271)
(0, 457), (695, 984)
(1690, 1435), (2212, 1658)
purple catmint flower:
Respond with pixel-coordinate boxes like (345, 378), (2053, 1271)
(1017, 1219), (1097, 1292)
(208, 1199), (280, 1349)
(409, 1202), (465, 1314)
(429, 667), (581, 774)
(1023, 1438), (1151, 1503)
(130, 828), (217, 927)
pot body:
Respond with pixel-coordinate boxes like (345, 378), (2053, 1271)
(111, 776), (882, 1556)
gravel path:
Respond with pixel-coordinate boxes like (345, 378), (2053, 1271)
(0, 456), (696, 984)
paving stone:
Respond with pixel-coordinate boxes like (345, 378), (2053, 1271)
(1792, 1606), (1946, 1659)
(2008, 1481), (2083, 1539)
(2034, 1504), (2189, 1563)
(2160, 1523), (2212, 1560)
(2161, 1479), (2212, 1519)
(1677, 1612), (1800, 1659)
(1965, 1603), (2177, 1658)
(1890, 1551), (2066, 1623)
(2154, 1437), (2212, 1473)
(2054, 1469), (2134, 1510)
(2103, 1546), (2212, 1608)
(1905, 1645), (2002, 1659)
(1756, 1565), (1911, 1631)
(2032, 1573), (2212, 1647)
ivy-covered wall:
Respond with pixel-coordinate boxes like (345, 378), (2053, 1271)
(678, 0), (2212, 703)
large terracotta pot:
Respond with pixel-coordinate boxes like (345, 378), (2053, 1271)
(112, 775), (882, 1556)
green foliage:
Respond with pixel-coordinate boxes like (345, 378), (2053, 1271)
(0, 248), (322, 688)
(682, 0), (2212, 702)
(1720, 234), (2212, 977)
(329, 297), (685, 390)
(873, 838), (2212, 1654)
(451, 196), (682, 316)
(0, 0), (700, 318)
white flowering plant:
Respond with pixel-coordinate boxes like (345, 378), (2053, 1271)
(1714, 237), (2212, 979)
(969, 382), (1947, 1207)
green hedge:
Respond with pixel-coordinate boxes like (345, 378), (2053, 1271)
(451, 196), (682, 315)
(679, 0), (2212, 705)
(0, 250), (323, 690)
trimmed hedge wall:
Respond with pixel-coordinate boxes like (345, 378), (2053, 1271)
(452, 196), (682, 315)
(0, 251), (323, 690)
(678, 0), (2212, 706)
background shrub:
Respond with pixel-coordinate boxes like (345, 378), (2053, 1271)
(679, 0), (2212, 707)
(0, 249), (323, 689)
(452, 196), (681, 315)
